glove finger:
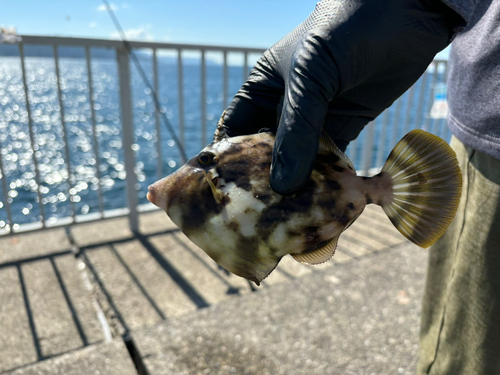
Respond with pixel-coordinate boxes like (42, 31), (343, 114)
(270, 34), (340, 195)
(222, 56), (284, 136)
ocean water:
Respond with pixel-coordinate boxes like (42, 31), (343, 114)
(0, 48), (449, 229)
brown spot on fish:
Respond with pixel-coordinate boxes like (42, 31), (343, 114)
(256, 197), (318, 241)
(366, 194), (373, 204)
(326, 180), (341, 190)
(286, 228), (302, 238)
(333, 165), (344, 173)
(220, 194), (231, 206)
(347, 202), (355, 210)
(316, 153), (340, 164)
(304, 226), (321, 247)
(337, 214), (350, 226)
(321, 197), (336, 211)
(255, 194), (272, 203)
(180, 196), (219, 236)
(228, 221), (239, 232)
(238, 182), (253, 191)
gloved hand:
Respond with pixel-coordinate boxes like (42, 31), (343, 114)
(219, 0), (462, 195)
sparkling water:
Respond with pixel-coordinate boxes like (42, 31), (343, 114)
(0, 48), (448, 229)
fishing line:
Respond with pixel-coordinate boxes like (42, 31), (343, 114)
(101, 0), (188, 163)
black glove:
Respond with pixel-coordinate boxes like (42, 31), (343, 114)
(219, 0), (462, 195)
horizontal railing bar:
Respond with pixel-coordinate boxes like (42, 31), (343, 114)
(0, 207), (131, 236)
(137, 203), (160, 213)
(0, 204), (159, 237)
(16, 35), (267, 54)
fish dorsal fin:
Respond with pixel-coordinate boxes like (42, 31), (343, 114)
(318, 131), (355, 172)
(291, 235), (339, 265)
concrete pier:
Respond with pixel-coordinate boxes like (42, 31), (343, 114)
(0, 205), (427, 374)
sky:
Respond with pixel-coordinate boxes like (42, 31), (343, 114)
(0, 1), (319, 49)
(0, 0), (449, 59)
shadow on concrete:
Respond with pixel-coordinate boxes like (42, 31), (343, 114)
(0, 226), (249, 374)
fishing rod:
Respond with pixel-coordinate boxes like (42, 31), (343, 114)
(101, 0), (188, 163)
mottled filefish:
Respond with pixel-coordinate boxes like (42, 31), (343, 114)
(147, 114), (462, 285)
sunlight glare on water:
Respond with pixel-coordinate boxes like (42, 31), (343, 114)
(0, 45), (449, 231)
(0, 46), (257, 229)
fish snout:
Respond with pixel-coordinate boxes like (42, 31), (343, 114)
(147, 175), (177, 211)
(147, 184), (158, 206)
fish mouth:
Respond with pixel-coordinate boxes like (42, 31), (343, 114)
(147, 184), (158, 207)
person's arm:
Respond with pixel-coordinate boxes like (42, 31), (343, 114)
(220, 0), (464, 195)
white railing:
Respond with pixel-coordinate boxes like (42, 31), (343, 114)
(0, 35), (449, 236)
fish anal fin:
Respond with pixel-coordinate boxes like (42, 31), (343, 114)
(253, 257), (281, 286)
(318, 131), (356, 172)
(291, 236), (338, 265)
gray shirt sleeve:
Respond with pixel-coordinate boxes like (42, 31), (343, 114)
(446, 0), (500, 160)
(442, 0), (479, 25)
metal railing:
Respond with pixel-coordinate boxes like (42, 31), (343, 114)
(0, 35), (449, 236)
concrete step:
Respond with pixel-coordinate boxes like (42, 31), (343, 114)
(130, 242), (427, 375)
(0, 266), (38, 372)
(0, 253), (105, 373)
(78, 230), (255, 335)
(0, 203), (414, 373)
(3, 339), (137, 375)
(0, 227), (71, 264)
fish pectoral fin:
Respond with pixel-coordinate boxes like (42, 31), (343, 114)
(202, 170), (225, 204)
(291, 236), (339, 265)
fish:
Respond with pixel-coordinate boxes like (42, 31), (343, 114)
(147, 114), (462, 285)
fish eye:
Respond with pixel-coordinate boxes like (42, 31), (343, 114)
(197, 151), (217, 165)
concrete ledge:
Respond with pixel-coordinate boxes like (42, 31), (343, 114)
(0, 204), (412, 373)
(4, 339), (137, 375)
(131, 243), (428, 375)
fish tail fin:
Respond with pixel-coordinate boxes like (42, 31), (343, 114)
(380, 130), (462, 248)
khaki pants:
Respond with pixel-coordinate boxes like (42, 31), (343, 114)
(417, 137), (500, 375)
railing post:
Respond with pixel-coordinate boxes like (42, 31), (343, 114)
(116, 46), (139, 233)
